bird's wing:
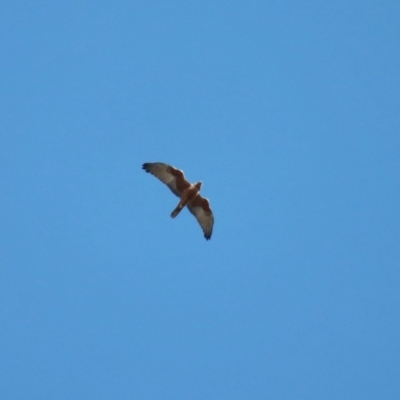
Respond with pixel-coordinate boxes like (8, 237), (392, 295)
(187, 195), (214, 240)
(142, 162), (191, 197)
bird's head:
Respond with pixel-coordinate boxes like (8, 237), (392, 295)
(194, 181), (203, 190)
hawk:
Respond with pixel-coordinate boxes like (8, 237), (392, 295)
(142, 162), (214, 240)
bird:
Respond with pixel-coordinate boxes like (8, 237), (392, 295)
(142, 162), (214, 240)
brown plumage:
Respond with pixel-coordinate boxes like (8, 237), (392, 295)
(142, 162), (214, 240)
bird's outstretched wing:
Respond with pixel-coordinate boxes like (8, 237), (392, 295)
(187, 195), (214, 240)
(142, 162), (191, 197)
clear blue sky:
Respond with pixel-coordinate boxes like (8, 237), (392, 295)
(1, 1), (399, 399)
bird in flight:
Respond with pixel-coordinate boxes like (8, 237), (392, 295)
(142, 162), (214, 240)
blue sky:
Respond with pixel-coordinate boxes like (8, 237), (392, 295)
(1, 1), (399, 399)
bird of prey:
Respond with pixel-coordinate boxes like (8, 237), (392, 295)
(142, 162), (214, 240)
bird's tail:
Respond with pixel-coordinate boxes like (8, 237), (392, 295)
(171, 205), (183, 218)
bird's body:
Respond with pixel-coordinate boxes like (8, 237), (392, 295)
(142, 162), (214, 240)
(170, 181), (202, 218)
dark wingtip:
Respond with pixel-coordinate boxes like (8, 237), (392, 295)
(204, 234), (211, 240)
(142, 163), (149, 171)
